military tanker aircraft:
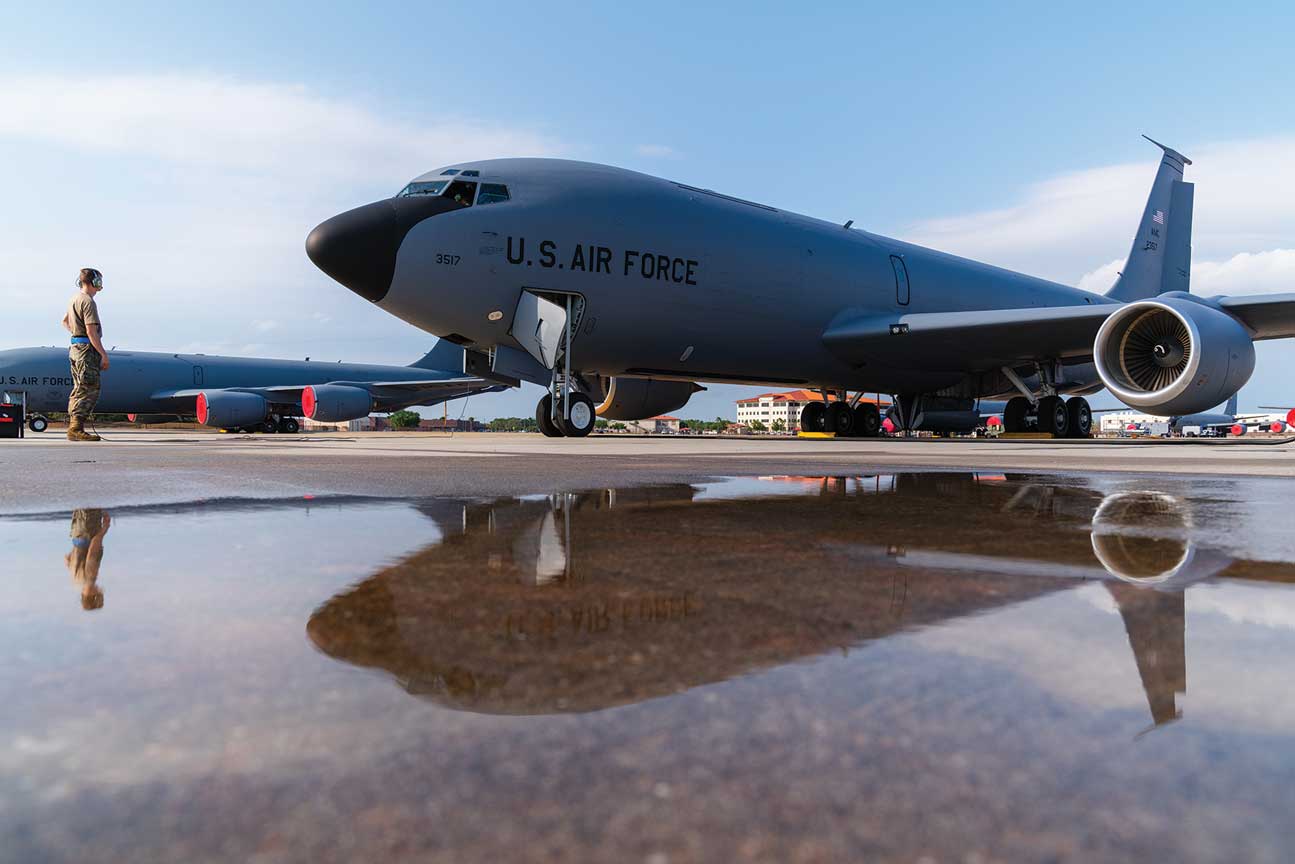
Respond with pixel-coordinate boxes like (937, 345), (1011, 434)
(0, 339), (496, 433)
(306, 138), (1295, 438)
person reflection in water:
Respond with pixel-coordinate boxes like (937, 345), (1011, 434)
(65, 509), (110, 610)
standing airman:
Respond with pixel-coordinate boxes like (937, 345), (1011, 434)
(61, 268), (109, 442)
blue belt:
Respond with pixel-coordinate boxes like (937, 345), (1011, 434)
(70, 336), (90, 345)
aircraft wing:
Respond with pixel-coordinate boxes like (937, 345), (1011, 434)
(151, 377), (500, 410)
(822, 305), (1114, 370)
(1217, 293), (1295, 340)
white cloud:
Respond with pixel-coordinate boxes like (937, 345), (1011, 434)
(0, 73), (565, 366)
(635, 143), (679, 159)
(907, 136), (1295, 285)
(0, 75), (559, 183)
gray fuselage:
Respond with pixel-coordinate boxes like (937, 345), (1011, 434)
(359, 159), (1108, 395)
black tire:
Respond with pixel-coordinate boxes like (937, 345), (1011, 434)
(279, 417), (300, 434)
(558, 392), (596, 438)
(1037, 395), (1069, 437)
(259, 420), (279, 434)
(1066, 397), (1092, 439)
(853, 402), (881, 437)
(825, 402), (854, 436)
(1003, 397), (1030, 434)
(536, 395), (564, 437)
(800, 401), (827, 433)
(29, 416), (48, 433)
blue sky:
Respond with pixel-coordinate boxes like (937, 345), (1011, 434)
(2, 1), (1293, 417)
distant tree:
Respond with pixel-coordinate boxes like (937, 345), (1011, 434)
(611, 422), (627, 431)
(750, 419), (767, 432)
(595, 419), (609, 430)
(388, 409), (421, 429)
(771, 418), (786, 434)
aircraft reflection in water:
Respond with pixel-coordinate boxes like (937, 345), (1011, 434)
(64, 509), (111, 611)
(306, 474), (1295, 729)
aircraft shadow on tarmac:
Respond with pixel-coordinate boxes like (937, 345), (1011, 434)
(304, 474), (1295, 726)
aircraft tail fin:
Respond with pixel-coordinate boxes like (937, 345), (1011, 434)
(1225, 391), (1239, 417)
(409, 339), (465, 372)
(1106, 136), (1194, 303)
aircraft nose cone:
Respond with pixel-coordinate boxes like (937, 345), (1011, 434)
(306, 195), (463, 303)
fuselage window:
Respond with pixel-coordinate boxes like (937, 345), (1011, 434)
(397, 180), (448, 197)
(477, 183), (511, 206)
(890, 255), (910, 306)
(444, 180), (478, 206)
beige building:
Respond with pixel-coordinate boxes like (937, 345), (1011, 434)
(624, 415), (681, 434)
(735, 390), (891, 432)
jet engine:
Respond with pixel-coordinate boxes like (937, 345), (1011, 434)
(594, 377), (701, 421)
(303, 384), (373, 422)
(196, 391), (267, 428)
(1093, 296), (1255, 416)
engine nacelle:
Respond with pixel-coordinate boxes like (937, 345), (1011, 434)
(196, 391), (267, 428)
(1094, 296), (1255, 416)
(594, 377), (701, 421)
(303, 384), (372, 422)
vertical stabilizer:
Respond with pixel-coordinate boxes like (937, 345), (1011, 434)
(1225, 392), (1238, 417)
(409, 338), (465, 371)
(1106, 137), (1194, 302)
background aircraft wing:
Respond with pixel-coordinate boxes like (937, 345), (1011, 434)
(822, 305), (1113, 370)
(1216, 293), (1295, 340)
(151, 377), (501, 411)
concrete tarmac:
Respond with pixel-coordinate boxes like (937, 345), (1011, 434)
(2, 429), (1293, 514)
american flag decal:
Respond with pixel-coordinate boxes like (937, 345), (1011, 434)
(1152, 209), (1165, 225)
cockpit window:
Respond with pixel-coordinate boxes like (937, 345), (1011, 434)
(444, 180), (478, 206)
(477, 183), (510, 206)
(439, 169), (460, 176)
(397, 180), (448, 197)
(460, 170), (480, 177)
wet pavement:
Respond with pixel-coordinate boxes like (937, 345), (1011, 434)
(4, 472), (1295, 863)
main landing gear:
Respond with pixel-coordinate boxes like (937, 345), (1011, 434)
(537, 392), (595, 438)
(1003, 395), (1092, 438)
(28, 415), (49, 433)
(800, 396), (882, 437)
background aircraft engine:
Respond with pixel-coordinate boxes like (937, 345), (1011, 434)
(594, 377), (700, 421)
(1093, 296), (1255, 416)
(302, 384), (373, 422)
(196, 391), (267, 428)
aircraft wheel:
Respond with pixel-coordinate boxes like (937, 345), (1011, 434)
(1003, 397), (1030, 433)
(1066, 397), (1092, 438)
(536, 395), (564, 437)
(800, 401), (827, 434)
(278, 417), (300, 434)
(258, 419), (279, 434)
(825, 402), (854, 436)
(853, 402), (881, 437)
(559, 392), (596, 438)
(1037, 395), (1069, 437)
(28, 416), (48, 433)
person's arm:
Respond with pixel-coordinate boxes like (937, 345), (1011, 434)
(61, 311), (72, 332)
(87, 325), (110, 370)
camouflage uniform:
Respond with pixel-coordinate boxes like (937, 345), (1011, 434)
(68, 344), (102, 421)
(68, 508), (108, 611)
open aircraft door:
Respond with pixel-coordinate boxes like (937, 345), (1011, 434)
(510, 290), (568, 370)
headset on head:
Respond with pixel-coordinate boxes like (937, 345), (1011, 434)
(78, 269), (103, 289)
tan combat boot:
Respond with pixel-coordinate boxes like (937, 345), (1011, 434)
(67, 417), (100, 442)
